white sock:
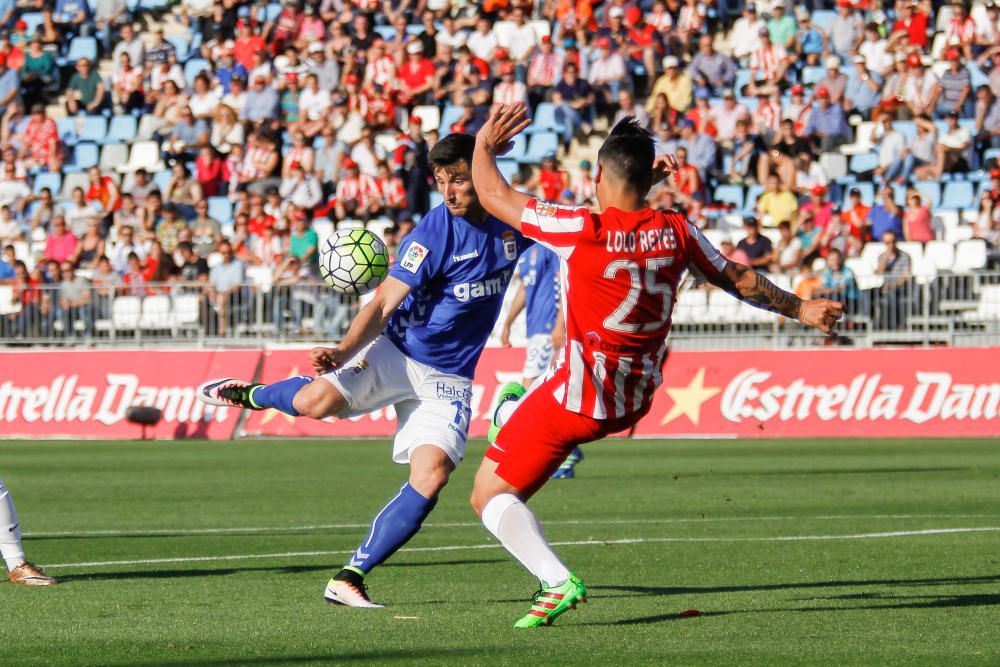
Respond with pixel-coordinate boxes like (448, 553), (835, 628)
(481, 493), (570, 587)
(0, 478), (26, 572)
(495, 398), (519, 427)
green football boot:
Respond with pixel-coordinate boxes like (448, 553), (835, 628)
(514, 573), (588, 628)
(487, 381), (526, 444)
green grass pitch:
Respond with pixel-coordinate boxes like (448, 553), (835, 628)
(2, 437), (999, 666)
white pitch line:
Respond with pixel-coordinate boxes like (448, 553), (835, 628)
(23, 514), (1000, 539)
(43, 527), (1000, 570)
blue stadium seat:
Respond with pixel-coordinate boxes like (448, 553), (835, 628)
(32, 172), (61, 195)
(501, 133), (527, 161)
(438, 104), (463, 135)
(741, 184), (765, 214)
(939, 181), (975, 212)
(800, 66), (824, 86)
(734, 69), (751, 95)
(207, 196), (233, 224)
(893, 120), (916, 140)
(891, 183), (907, 206)
(525, 103), (565, 135)
(58, 37), (98, 68)
(184, 58), (211, 83)
(106, 115), (137, 144)
(166, 36), (190, 63)
(518, 132), (558, 164)
(21, 12), (43, 36)
(78, 116), (107, 144)
(261, 2), (282, 23)
(56, 117), (78, 146)
(811, 9), (835, 30)
(153, 169), (172, 193)
(712, 184), (744, 210)
(914, 181), (941, 209)
(497, 159), (520, 183)
(848, 152), (878, 174)
(63, 142), (99, 173)
(374, 25), (395, 40)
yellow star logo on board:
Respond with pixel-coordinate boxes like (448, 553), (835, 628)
(259, 366), (300, 425)
(661, 368), (721, 426)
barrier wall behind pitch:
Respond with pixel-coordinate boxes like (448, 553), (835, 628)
(1, 347), (998, 439)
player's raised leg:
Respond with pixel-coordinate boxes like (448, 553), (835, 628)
(325, 444), (453, 608)
(1, 478), (55, 585)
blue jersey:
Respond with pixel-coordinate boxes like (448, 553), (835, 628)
(517, 245), (560, 336)
(386, 204), (531, 378)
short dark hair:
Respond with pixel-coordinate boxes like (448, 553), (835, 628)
(597, 117), (654, 194)
(428, 133), (475, 172)
(177, 241), (194, 254)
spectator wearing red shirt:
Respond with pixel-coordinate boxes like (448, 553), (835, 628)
(265, 2), (302, 54)
(799, 186), (836, 231)
(196, 146), (224, 198)
(246, 192), (275, 237)
(43, 216), (78, 263)
(889, 0), (929, 51)
(530, 152), (570, 202)
(85, 166), (121, 221)
(398, 40), (435, 106)
(841, 187), (870, 241)
(333, 158), (381, 221)
(21, 104), (62, 172)
(623, 5), (662, 89)
(233, 20), (265, 70)
(0, 34), (24, 71)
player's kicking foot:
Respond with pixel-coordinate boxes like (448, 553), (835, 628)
(514, 573), (587, 628)
(7, 562), (56, 585)
(197, 378), (264, 409)
(323, 579), (383, 608)
(488, 382), (526, 444)
(551, 447), (584, 479)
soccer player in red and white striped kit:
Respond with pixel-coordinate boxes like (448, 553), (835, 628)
(469, 105), (843, 628)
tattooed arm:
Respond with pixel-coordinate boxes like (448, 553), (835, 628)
(712, 261), (844, 334)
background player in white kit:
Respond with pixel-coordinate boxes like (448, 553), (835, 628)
(498, 245), (583, 478)
(1, 478), (55, 585)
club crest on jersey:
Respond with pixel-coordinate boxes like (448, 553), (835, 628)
(535, 202), (558, 218)
(401, 241), (429, 273)
(502, 231), (517, 260)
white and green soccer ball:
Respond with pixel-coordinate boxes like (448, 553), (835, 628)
(319, 228), (390, 296)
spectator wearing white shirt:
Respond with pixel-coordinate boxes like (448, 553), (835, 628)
(492, 60), (528, 109)
(506, 7), (538, 65)
(926, 110), (972, 179)
(712, 88), (750, 143)
(435, 16), (467, 50)
(279, 162), (322, 211)
(901, 53), (939, 118)
(730, 3), (765, 62)
(466, 15), (497, 62)
(296, 73), (331, 137)
(872, 115), (909, 184)
(858, 22), (893, 77)
(587, 36), (627, 107)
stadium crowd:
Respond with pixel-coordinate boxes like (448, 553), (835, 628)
(0, 0), (999, 340)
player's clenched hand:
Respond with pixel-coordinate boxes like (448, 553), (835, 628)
(500, 324), (512, 348)
(310, 346), (344, 373)
(477, 103), (531, 156)
(651, 154), (679, 185)
(799, 298), (844, 335)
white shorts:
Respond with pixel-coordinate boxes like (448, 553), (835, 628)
(319, 335), (471, 466)
(522, 333), (554, 380)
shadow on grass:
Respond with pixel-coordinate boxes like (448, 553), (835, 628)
(135, 647), (486, 666)
(55, 559), (504, 583)
(674, 467), (971, 479)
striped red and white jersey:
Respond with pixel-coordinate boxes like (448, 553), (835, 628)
(520, 199), (727, 420)
(750, 44), (786, 81)
(336, 174), (381, 207)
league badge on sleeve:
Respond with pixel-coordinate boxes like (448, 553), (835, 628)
(502, 231), (518, 260)
(401, 241), (429, 273)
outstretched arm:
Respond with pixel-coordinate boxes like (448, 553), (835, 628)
(472, 104), (534, 230)
(710, 260), (844, 335)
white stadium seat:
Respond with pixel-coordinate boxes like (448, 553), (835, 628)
(962, 286), (1000, 322)
(111, 296), (142, 330)
(952, 240), (988, 274)
(139, 295), (173, 330)
(924, 241), (955, 272)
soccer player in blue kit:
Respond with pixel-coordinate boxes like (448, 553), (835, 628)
(498, 245), (584, 478)
(197, 134), (531, 607)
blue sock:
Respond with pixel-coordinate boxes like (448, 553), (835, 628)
(249, 376), (312, 416)
(347, 483), (438, 574)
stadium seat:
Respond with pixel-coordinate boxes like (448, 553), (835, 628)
(800, 66), (824, 86)
(952, 240), (988, 273)
(525, 103), (564, 134)
(410, 105), (440, 132)
(859, 241), (886, 272)
(499, 133), (527, 162)
(671, 288), (707, 325)
(366, 218), (394, 241)
(518, 132), (558, 164)
(847, 152), (878, 174)
(139, 295), (174, 330)
(166, 36), (190, 63)
(896, 241), (924, 265)
(839, 122), (876, 156)
(497, 159), (519, 182)
(56, 117), (78, 146)
(938, 181), (975, 212)
(99, 143), (128, 172)
(117, 141), (165, 173)
(740, 184), (764, 215)
(438, 104), (464, 135)
(111, 296), (142, 331)
(712, 184), (744, 210)
(60, 172), (89, 198)
(914, 181), (942, 209)
(32, 172), (61, 195)
(811, 9), (835, 29)
(184, 58), (211, 83)
(0, 285), (19, 316)
(207, 196), (233, 225)
(245, 266), (273, 292)
(78, 116), (107, 144)
(106, 115), (138, 144)
(20, 12), (43, 36)
(911, 256), (938, 284)
(962, 285), (1000, 322)
(313, 220), (334, 246)
(206, 252), (223, 268)
(924, 240), (955, 272)
(63, 142), (99, 173)
(58, 36), (98, 68)
(173, 294), (202, 330)
(153, 169), (172, 193)
(819, 153), (848, 181)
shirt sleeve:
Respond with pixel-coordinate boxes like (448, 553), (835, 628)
(519, 198), (589, 260)
(679, 218), (727, 282)
(388, 219), (447, 289)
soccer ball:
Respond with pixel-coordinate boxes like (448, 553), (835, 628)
(319, 228), (390, 296)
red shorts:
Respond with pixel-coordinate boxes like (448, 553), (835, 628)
(485, 375), (640, 497)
